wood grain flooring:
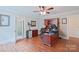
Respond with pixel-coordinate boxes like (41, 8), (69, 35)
(16, 36), (79, 52)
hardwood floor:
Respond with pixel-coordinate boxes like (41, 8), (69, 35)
(16, 36), (79, 52)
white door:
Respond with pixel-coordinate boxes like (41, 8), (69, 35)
(15, 17), (24, 40)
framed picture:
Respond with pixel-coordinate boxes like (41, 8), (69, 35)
(62, 18), (67, 24)
(31, 21), (36, 27)
(0, 15), (10, 26)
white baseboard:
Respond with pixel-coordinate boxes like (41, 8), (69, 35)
(69, 35), (79, 38)
(0, 40), (15, 45)
(59, 36), (69, 40)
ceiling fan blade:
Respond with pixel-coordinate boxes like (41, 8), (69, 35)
(39, 6), (45, 11)
(39, 6), (41, 8)
(47, 7), (54, 10)
(42, 6), (46, 10)
(46, 12), (50, 14)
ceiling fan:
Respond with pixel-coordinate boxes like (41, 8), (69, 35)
(33, 6), (54, 15)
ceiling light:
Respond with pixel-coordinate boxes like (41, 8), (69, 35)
(40, 11), (46, 15)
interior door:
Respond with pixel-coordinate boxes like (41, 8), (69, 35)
(15, 17), (24, 40)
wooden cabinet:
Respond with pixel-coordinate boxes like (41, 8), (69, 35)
(45, 18), (59, 27)
(44, 18), (59, 35)
(26, 30), (38, 38)
(32, 30), (38, 37)
(44, 20), (50, 27)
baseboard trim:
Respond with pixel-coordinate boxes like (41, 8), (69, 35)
(69, 37), (79, 39)
(16, 37), (27, 43)
(69, 35), (79, 38)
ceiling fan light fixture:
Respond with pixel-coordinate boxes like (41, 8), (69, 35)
(40, 11), (46, 15)
(33, 6), (54, 15)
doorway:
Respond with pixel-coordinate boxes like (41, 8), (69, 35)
(15, 17), (24, 41)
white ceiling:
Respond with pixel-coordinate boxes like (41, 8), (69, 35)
(0, 6), (79, 16)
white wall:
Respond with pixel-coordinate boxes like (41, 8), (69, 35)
(0, 15), (15, 44)
(68, 15), (79, 38)
(59, 18), (69, 39)
(45, 14), (79, 39)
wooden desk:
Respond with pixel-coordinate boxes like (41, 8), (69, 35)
(41, 34), (59, 46)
